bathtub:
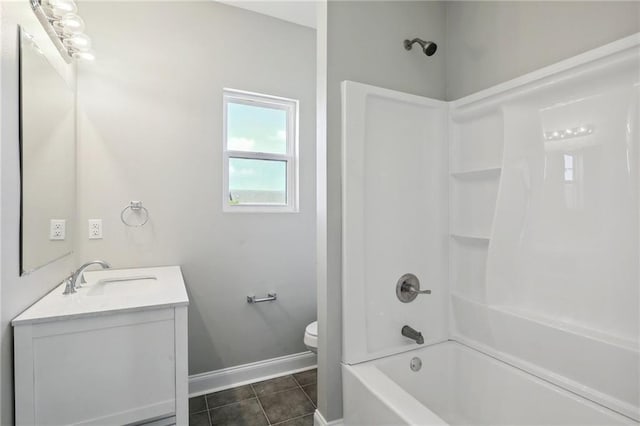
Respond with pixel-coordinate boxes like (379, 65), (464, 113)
(342, 341), (635, 426)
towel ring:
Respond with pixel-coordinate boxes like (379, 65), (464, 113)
(120, 201), (149, 227)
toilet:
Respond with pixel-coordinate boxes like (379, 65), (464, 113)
(304, 321), (318, 353)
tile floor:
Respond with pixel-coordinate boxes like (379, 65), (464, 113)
(189, 369), (317, 426)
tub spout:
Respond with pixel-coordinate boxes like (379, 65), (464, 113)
(401, 325), (424, 344)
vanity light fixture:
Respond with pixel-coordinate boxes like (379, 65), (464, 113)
(71, 50), (95, 61)
(41, 0), (77, 18)
(30, 0), (95, 63)
(62, 33), (91, 50)
(52, 14), (85, 35)
(544, 125), (594, 141)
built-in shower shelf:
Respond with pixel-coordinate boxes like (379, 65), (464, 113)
(450, 233), (491, 242)
(451, 167), (501, 179)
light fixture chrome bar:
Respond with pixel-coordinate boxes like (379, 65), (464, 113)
(30, 0), (72, 63)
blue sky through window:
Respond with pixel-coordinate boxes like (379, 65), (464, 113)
(229, 158), (286, 193)
(227, 101), (288, 202)
(227, 102), (287, 154)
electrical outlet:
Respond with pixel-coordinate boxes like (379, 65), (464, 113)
(88, 219), (103, 239)
(49, 219), (66, 240)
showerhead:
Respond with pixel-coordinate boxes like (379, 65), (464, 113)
(423, 42), (437, 56)
(404, 38), (438, 57)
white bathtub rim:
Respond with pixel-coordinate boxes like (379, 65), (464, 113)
(452, 336), (640, 423)
(345, 340), (637, 425)
(343, 363), (448, 426)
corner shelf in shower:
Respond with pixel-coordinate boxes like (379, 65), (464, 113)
(450, 108), (504, 322)
(450, 236), (490, 303)
(450, 176), (500, 240)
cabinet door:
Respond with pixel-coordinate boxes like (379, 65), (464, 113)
(23, 310), (176, 425)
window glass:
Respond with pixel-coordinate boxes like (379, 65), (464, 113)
(564, 153), (575, 182)
(227, 102), (287, 155)
(228, 158), (287, 205)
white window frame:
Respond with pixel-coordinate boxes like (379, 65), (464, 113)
(223, 89), (299, 213)
(563, 153), (575, 183)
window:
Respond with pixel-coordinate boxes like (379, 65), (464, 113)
(563, 153), (575, 182)
(223, 90), (299, 212)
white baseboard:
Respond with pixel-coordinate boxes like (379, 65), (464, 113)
(189, 351), (317, 396)
(314, 410), (343, 426)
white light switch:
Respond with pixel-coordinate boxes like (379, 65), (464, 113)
(49, 219), (66, 240)
(88, 219), (103, 239)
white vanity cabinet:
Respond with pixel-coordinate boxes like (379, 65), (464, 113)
(13, 266), (189, 426)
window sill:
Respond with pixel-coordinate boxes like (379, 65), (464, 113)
(223, 205), (299, 214)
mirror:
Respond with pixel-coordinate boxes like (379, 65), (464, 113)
(19, 27), (75, 274)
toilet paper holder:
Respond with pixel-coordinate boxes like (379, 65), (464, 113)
(247, 293), (277, 304)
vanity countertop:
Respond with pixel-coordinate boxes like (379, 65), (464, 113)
(12, 266), (189, 326)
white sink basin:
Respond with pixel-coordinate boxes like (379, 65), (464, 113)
(85, 275), (157, 297)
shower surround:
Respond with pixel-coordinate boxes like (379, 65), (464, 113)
(341, 34), (639, 425)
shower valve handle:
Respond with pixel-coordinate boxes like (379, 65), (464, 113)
(396, 273), (431, 303)
(404, 283), (431, 295)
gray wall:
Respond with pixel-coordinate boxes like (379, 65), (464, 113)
(76, 1), (317, 375)
(320, 1), (447, 421)
(0, 3), (76, 425)
(445, 1), (640, 100)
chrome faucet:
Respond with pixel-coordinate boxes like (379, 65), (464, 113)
(63, 260), (112, 295)
(401, 325), (424, 345)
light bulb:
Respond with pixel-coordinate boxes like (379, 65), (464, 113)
(63, 33), (91, 50)
(42, 0), (77, 18)
(72, 49), (95, 61)
(52, 14), (85, 35)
